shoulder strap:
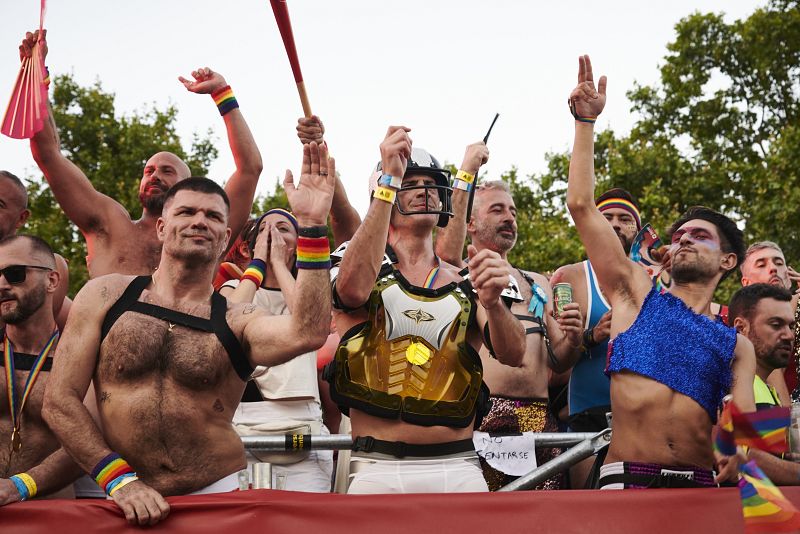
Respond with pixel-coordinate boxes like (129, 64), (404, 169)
(210, 292), (253, 382)
(100, 276), (152, 342)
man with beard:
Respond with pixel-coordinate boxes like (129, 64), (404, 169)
(22, 30), (262, 278)
(326, 127), (526, 494)
(0, 171), (71, 328)
(728, 283), (800, 484)
(740, 241), (800, 401)
(549, 187), (639, 488)
(435, 171), (584, 491)
(0, 235), (82, 505)
(567, 55), (755, 489)
(43, 144), (333, 526)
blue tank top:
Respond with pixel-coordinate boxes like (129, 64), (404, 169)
(606, 286), (737, 423)
(568, 260), (611, 415)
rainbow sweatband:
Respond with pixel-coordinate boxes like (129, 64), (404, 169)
(373, 186), (396, 204)
(455, 169), (475, 184)
(212, 85), (239, 116)
(241, 259), (267, 287)
(596, 197), (642, 230)
(10, 473), (37, 500)
(296, 236), (331, 270)
(92, 452), (136, 496)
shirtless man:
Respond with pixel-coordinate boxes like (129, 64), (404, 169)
(42, 144), (333, 525)
(326, 127), (526, 494)
(550, 187), (640, 487)
(0, 170), (71, 328)
(1, 236), (81, 504)
(566, 55), (755, 489)
(435, 162), (583, 490)
(22, 30), (262, 278)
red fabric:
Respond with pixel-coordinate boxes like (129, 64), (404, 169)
(6, 487), (800, 533)
(785, 356), (798, 396)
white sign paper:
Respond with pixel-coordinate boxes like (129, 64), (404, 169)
(472, 431), (538, 476)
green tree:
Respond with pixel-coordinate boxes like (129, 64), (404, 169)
(24, 73), (218, 295)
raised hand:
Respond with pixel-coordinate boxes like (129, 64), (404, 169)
(467, 245), (511, 310)
(296, 115), (325, 145)
(460, 141), (489, 176)
(284, 142), (335, 226)
(253, 223), (269, 263)
(111, 479), (171, 526)
(568, 55), (607, 119)
(269, 225), (289, 269)
(19, 29), (47, 63)
(380, 126), (412, 179)
(178, 67), (227, 95)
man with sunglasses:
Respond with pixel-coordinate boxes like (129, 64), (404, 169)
(0, 235), (82, 505)
(0, 171), (71, 329)
(324, 127), (526, 494)
(22, 30), (262, 279)
(566, 55), (755, 489)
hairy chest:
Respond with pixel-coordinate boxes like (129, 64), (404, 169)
(88, 227), (162, 277)
(98, 313), (234, 390)
(0, 370), (48, 423)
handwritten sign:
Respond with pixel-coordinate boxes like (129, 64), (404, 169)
(472, 432), (538, 476)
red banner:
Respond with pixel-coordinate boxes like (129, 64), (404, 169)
(4, 486), (800, 533)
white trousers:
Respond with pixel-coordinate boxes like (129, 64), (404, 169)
(347, 453), (489, 494)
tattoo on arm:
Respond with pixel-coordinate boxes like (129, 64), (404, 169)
(100, 391), (110, 403)
(213, 399), (224, 413)
(243, 305), (256, 315)
(100, 286), (109, 304)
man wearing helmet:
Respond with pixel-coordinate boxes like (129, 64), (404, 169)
(325, 126), (526, 494)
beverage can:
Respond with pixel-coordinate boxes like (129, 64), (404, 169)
(553, 283), (573, 318)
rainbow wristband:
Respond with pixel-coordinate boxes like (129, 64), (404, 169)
(212, 85), (239, 116)
(453, 179), (473, 192)
(373, 186), (396, 204)
(92, 452), (136, 496)
(43, 66), (50, 88)
(10, 473), (37, 501)
(568, 98), (597, 124)
(296, 236), (331, 270)
(241, 259), (267, 287)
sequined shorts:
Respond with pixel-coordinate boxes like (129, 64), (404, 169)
(598, 461), (717, 489)
(477, 396), (562, 491)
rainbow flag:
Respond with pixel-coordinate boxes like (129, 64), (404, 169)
(738, 460), (800, 533)
(715, 403), (790, 455)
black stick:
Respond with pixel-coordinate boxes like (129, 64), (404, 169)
(465, 113), (499, 222)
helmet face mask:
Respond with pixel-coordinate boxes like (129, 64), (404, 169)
(374, 147), (454, 228)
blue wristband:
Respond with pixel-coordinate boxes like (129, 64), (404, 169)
(378, 174), (403, 190)
(10, 475), (29, 501)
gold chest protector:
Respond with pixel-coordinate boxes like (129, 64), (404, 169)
(331, 273), (482, 427)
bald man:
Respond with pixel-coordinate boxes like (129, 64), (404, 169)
(23, 30), (262, 278)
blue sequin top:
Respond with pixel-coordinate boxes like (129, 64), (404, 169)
(605, 287), (737, 423)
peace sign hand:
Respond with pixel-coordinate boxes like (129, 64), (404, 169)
(568, 55), (607, 119)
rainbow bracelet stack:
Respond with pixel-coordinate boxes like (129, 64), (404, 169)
(10, 473), (37, 501)
(241, 259), (267, 287)
(212, 85), (239, 116)
(92, 452), (138, 497)
(296, 236), (331, 270)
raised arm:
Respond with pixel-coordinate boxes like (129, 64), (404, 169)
(25, 31), (125, 234)
(42, 278), (169, 525)
(297, 116), (361, 246)
(178, 68), (263, 252)
(434, 142), (489, 267)
(565, 55), (647, 305)
(243, 142), (334, 365)
(469, 246), (526, 366)
(335, 126), (411, 309)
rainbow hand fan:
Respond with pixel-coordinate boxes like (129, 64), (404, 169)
(2, 1), (48, 139)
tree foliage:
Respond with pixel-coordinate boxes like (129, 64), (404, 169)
(504, 0), (799, 303)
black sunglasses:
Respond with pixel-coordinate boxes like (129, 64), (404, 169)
(0, 265), (53, 285)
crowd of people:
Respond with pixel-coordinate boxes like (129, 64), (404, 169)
(1, 32), (799, 527)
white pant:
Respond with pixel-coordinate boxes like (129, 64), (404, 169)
(235, 399), (333, 493)
(347, 453), (489, 494)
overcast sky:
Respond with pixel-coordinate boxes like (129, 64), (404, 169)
(0, 0), (764, 216)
